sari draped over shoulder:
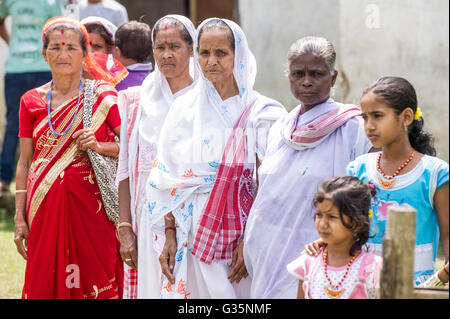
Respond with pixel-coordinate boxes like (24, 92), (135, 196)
(145, 18), (286, 298)
(21, 80), (123, 299)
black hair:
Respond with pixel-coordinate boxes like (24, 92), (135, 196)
(153, 17), (193, 46)
(115, 21), (152, 62)
(43, 23), (87, 52)
(197, 18), (235, 52)
(85, 23), (114, 54)
(363, 76), (436, 156)
(313, 176), (376, 256)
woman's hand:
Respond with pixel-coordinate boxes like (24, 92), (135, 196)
(159, 229), (177, 284)
(72, 128), (100, 153)
(228, 240), (248, 283)
(303, 238), (325, 256)
(14, 219), (29, 260)
(118, 227), (138, 269)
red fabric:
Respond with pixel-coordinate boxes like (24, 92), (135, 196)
(123, 267), (138, 299)
(19, 82), (120, 140)
(21, 80), (123, 299)
(291, 104), (361, 145)
(192, 99), (257, 264)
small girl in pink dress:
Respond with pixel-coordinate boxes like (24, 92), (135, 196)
(287, 176), (383, 299)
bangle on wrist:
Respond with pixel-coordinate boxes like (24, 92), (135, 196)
(116, 221), (133, 232)
(165, 226), (176, 235)
(15, 189), (27, 194)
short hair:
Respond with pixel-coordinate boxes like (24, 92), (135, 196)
(153, 17), (193, 46)
(43, 23), (87, 52)
(197, 19), (235, 52)
(85, 23), (114, 53)
(287, 36), (336, 73)
(115, 21), (152, 62)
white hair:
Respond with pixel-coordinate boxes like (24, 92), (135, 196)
(287, 36), (336, 74)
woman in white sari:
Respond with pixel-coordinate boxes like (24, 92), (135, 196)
(116, 15), (198, 299)
(146, 18), (286, 298)
(243, 36), (374, 299)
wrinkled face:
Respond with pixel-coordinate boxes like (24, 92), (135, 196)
(314, 199), (355, 248)
(288, 52), (337, 109)
(197, 29), (235, 85)
(88, 31), (109, 54)
(153, 25), (192, 79)
(43, 29), (86, 75)
(360, 90), (408, 149)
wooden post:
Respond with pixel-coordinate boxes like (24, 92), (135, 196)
(190, 0), (198, 27)
(380, 204), (416, 299)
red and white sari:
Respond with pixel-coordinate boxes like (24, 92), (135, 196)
(19, 80), (123, 299)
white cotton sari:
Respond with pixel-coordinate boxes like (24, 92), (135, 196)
(243, 98), (373, 299)
(116, 14), (199, 299)
(145, 18), (287, 299)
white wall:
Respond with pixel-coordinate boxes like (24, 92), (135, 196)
(239, 0), (449, 161)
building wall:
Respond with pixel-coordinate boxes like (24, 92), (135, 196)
(239, 0), (449, 161)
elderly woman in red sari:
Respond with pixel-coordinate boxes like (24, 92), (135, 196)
(13, 17), (123, 299)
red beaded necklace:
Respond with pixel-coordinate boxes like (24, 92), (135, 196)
(376, 150), (415, 189)
(323, 246), (356, 299)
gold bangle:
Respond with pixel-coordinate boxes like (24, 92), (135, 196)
(116, 221), (132, 232)
(15, 189), (27, 194)
(116, 141), (120, 153)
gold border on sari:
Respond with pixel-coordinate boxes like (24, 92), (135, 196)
(28, 92), (116, 228)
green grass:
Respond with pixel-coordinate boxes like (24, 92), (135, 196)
(0, 210), (26, 299)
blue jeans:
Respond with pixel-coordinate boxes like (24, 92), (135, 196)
(0, 71), (52, 184)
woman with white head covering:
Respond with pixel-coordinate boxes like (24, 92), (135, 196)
(116, 14), (198, 299)
(146, 18), (286, 298)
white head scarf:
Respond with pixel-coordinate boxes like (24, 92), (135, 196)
(138, 14), (199, 148)
(146, 18), (282, 231)
(81, 16), (118, 39)
(196, 18), (258, 127)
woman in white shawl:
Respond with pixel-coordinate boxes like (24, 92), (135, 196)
(116, 15), (199, 299)
(145, 18), (286, 298)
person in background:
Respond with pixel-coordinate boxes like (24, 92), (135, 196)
(114, 21), (153, 92)
(81, 16), (128, 87)
(0, 0), (62, 196)
(79, 0), (128, 28)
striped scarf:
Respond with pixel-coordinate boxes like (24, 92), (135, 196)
(192, 99), (257, 264)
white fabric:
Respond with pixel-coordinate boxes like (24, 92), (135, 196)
(79, 0), (128, 27)
(243, 99), (372, 299)
(80, 15), (118, 39)
(116, 14), (198, 299)
(145, 18), (286, 299)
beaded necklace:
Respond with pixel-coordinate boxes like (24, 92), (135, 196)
(376, 150), (415, 189)
(323, 246), (356, 299)
(47, 79), (83, 136)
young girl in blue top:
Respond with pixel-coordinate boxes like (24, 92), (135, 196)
(304, 76), (448, 286)
(347, 76), (448, 285)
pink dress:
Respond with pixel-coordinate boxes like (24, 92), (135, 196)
(287, 248), (383, 299)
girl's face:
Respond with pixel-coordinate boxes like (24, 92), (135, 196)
(43, 29), (86, 76)
(198, 29), (235, 85)
(288, 52), (337, 110)
(360, 91), (411, 149)
(314, 199), (355, 250)
(153, 25), (193, 80)
(88, 31), (109, 54)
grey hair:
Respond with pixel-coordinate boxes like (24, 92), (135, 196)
(286, 36), (336, 74)
(43, 23), (87, 52)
